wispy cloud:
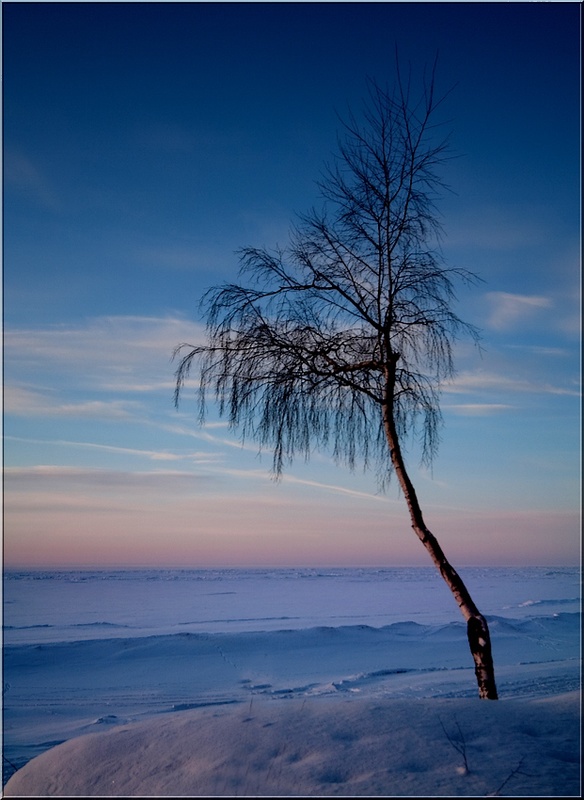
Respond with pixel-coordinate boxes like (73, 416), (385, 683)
(4, 315), (205, 394)
(443, 403), (515, 416)
(3, 462), (390, 519)
(3, 466), (220, 523)
(4, 436), (220, 464)
(162, 420), (261, 454)
(4, 387), (143, 419)
(503, 345), (571, 357)
(4, 465), (218, 494)
(280, 473), (390, 502)
(444, 370), (580, 398)
(485, 292), (552, 331)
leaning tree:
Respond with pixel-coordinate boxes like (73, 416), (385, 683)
(173, 65), (498, 699)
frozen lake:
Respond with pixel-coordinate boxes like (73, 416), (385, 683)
(4, 565), (580, 642)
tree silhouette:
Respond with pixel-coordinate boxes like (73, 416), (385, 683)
(174, 63), (498, 699)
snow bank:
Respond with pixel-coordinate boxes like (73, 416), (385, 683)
(5, 691), (580, 797)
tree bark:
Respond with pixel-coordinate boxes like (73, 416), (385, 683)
(382, 388), (498, 699)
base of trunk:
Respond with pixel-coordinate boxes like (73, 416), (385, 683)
(467, 615), (498, 699)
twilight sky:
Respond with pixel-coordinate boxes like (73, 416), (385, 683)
(3, 1), (581, 568)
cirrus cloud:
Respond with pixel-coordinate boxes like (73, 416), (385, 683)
(486, 292), (552, 331)
(3, 315), (205, 394)
(4, 386), (143, 419)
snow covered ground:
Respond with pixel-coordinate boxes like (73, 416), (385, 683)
(3, 567), (581, 796)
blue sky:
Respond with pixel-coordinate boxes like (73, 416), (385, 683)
(3, 1), (581, 568)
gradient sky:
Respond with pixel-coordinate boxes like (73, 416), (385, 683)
(3, 1), (581, 568)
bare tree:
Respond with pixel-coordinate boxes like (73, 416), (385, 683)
(174, 64), (498, 699)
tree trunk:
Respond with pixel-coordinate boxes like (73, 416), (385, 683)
(382, 395), (498, 699)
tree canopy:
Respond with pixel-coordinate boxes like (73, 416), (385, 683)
(174, 68), (480, 484)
